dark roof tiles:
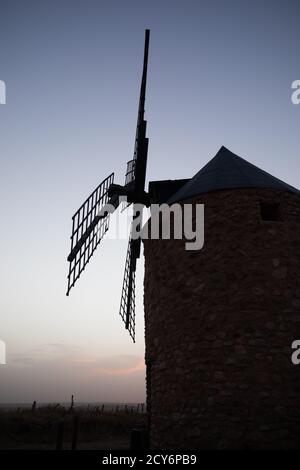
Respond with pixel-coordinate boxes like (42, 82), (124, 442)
(168, 146), (300, 203)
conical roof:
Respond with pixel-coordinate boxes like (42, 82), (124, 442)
(168, 146), (300, 203)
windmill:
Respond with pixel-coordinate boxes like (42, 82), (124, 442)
(66, 30), (150, 343)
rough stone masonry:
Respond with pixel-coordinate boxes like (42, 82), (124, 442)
(143, 188), (300, 449)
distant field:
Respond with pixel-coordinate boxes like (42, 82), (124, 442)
(0, 403), (147, 450)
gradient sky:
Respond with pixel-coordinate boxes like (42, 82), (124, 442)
(0, 0), (299, 403)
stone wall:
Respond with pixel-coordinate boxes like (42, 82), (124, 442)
(143, 188), (300, 449)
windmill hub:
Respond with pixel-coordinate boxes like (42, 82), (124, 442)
(108, 183), (150, 206)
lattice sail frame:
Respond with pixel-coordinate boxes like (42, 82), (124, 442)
(125, 159), (136, 186)
(66, 30), (150, 342)
(66, 173), (114, 295)
(119, 236), (137, 342)
(123, 30), (149, 194)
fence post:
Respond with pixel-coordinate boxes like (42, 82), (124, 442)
(70, 394), (74, 412)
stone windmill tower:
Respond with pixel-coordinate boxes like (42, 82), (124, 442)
(143, 146), (300, 449)
(66, 31), (300, 449)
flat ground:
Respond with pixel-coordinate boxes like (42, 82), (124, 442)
(0, 405), (147, 450)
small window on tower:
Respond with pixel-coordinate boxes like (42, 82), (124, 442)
(260, 201), (280, 221)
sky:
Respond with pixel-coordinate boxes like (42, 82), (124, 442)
(0, 0), (299, 403)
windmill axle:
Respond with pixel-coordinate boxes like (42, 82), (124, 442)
(108, 183), (150, 206)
